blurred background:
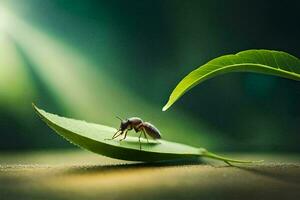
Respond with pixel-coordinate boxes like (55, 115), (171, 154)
(0, 0), (299, 153)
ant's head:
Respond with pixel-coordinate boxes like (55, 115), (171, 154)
(116, 116), (129, 131)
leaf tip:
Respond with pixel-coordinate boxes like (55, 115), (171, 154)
(162, 104), (169, 111)
(32, 102), (37, 109)
(32, 102), (39, 110)
(32, 103), (42, 114)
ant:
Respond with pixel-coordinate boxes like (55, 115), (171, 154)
(111, 117), (161, 149)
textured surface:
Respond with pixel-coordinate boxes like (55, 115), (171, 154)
(0, 150), (300, 200)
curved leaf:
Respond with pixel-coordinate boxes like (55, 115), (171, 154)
(163, 49), (300, 111)
(33, 104), (260, 163)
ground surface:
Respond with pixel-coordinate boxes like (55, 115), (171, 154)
(0, 150), (299, 200)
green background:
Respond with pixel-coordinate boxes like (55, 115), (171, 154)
(0, 0), (299, 152)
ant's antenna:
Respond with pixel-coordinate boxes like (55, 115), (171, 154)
(116, 116), (123, 121)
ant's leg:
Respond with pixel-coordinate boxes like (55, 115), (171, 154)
(138, 131), (143, 150)
(142, 128), (149, 143)
(119, 130), (128, 141)
(112, 130), (122, 139)
(105, 130), (121, 140)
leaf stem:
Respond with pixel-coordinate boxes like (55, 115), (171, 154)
(200, 150), (263, 165)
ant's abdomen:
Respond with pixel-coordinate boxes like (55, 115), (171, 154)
(142, 122), (162, 139)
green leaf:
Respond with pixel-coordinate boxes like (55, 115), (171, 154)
(33, 104), (261, 164)
(163, 49), (300, 111)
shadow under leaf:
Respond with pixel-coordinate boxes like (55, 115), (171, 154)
(64, 157), (205, 175)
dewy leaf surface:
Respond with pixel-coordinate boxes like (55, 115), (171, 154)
(163, 49), (300, 111)
(33, 104), (261, 163)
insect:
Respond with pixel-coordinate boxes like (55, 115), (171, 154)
(111, 117), (162, 149)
